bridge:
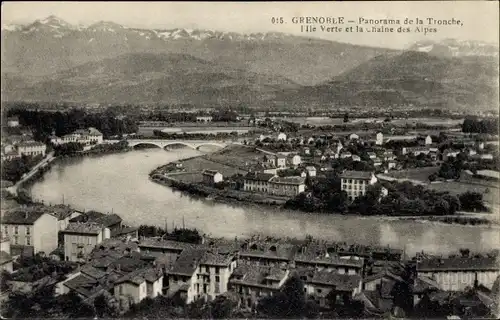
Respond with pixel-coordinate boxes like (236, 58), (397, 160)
(105, 139), (236, 150)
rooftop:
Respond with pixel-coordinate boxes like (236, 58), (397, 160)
(17, 141), (45, 148)
(294, 251), (364, 268)
(417, 257), (500, 272)
(2, 209), (47, 225)
(269, 176), (306, 185)
(230, 264), (288, 289)
(62, 222), (103, 235)
(244, 172), (275, 182)
(339, 170), (374, 180)
(70, 211), (122, 227)
(298, 269), (362, 291)
(138, 238), (198, 251)
(200, 251), (235, 266)
(115, 267), (163, 286)
(240, 242), (296, 261)
(63, 274), (105, 298)
(202, 170), (221, 177)
(168, 248), (207, 276)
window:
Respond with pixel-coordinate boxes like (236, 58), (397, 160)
(215, 276), (220, 283)
(14, 226), (19, 235)
(206, 266), (210, 273)
(317, 289), (322, 294)
(25, 226), (31, 235)
(3, 226), (8, 235)
(14, 236), (18, 245)
(26, 237), (31, 246)
(215, 267), (220, 274)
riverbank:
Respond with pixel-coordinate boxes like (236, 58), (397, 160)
(149, 150), (497, 227)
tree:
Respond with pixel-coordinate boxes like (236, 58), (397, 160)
(343, 113), (349, 123)
(258, 274), (308, 318)
(459, 248), (470, 258)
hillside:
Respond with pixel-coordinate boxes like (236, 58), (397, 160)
(2, 52), (301, 106)
(276, 51), (499, 110)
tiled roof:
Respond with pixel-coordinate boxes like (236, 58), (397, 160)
(200, 251), (234, 266)
(270, 176), (306, 185)
(2, 210), (46, 225)
(417, 257), (500, 272)
(202, 170), (220, 177)
(294, 252), (364, 268)
(230, 264), (288, 289)
(168, 248), (207, 276)
(363, 270), (404, 283)
(63, 274), (105, 298)
(17, 141), (45, 148)
(70, 211), (122, 227)
(81, 265), (108, 280)
(138, 238), (198, 251)
(115, 267), (163, 286)
(413, 275), (440, 293)
(244, 172), (275, 182)
(298, 268), (362, 291)
(240, 242), (296, 261)
(339, 170), (373, 180)
(62, 222), (103, 235)
(0, 250), (13, 264)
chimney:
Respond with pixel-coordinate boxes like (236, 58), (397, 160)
(25, 212), (29, 220)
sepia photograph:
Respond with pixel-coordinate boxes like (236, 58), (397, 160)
(0, 1), (499, 318)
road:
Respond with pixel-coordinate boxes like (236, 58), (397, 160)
(7, 151), (56, 195)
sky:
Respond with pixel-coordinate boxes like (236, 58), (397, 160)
(2, 1), (499, 49)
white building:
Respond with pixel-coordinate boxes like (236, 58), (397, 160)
(376, 132), (384, 145)
(196, 116), (213, 123)
(268, 176), (306, 197)
(339, 171), (378, 201)
(290, 154), (302, 166)
(6, 117), (19, 127)
(17, 141), (47, 157)
(243, 172), (275, 193)
(275, 154), (287, 168)
(52, 128), (103, 146)
(277, 133), (287, 141)
(305, 166), (317, 177)
(349, 133), (359, 140)
(425, 135), (433, 145)
(61, 222), (110, 262)
(202, 170), (223, 185)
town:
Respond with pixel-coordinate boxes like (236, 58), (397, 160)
(1, 106), (499, 319)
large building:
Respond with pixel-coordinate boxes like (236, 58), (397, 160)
(268, 176), (306, 197)
(1, 209), (58, 256)
(229, 263), (290, 311)
(243, 172), (275, 193)
(16, 141), (47, 157)
(61, 222), (110, 262)
(51, 127), (103, 146)
(339, 171), (378, 201)
(114, 267), (164, 304)
(416, 257), (500, 292)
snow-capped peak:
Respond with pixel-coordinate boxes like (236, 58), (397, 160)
(1, 23), (22, 31)
(38, 15), (74, 29)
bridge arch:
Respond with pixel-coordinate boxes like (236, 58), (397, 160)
(130, 142), (164, 149)
(195, 142), (226, 150)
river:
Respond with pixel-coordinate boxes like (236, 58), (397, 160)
(29, 149), (499, 256)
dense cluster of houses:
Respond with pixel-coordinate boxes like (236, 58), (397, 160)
(2, 214), (498, 317)
(1, 130), (47, 162)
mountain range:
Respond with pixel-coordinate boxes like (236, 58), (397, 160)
(2, 16), (499, 110)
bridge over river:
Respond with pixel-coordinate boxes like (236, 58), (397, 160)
(105, 139), (241, 150)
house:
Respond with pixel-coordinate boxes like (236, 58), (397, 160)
(1, 209), (58, 257)
(53, 128), (103, 146)
(16, 141), (47, 157)
(403, 147), (430, 157)
(412, 275), (441, 306)
(425, 135), (433, 145)
(384, 135), (418, 143)
(275, 154), (287, 168)
(268, 176), (306, 197)
(387, 160), (397, 170)
(6, 117), (19, 127)
(239, 241), (296, 267)
(229, 263), (290, 310)
(47, 205), (82, 232)
(302, 147), (310, 156)
(196, 116), (213, 123)
(367, 152), (377, 159)
(290, 154), (302, 166)
(349, 133), (359, 140)
(299, 269), (363, 309)
(69, 211), (123, 236)
(352, 155), (361, 162)
(202, 170), (223, 185)
(382, 149), (396, 161)
(376, 132), (384, 145)
(416, 257), (500, 291)
(339, 171), (378, 201)
(340, 151), (352, 159)
(373, 157), (383, 167)
(442, 149), (461, 161)
(196, 251), (238, 301)
(305, 166), (317, 177)
(294, 248), (364, 276)
(61, 222), (110, 262)
(166, 248), (207, 304)
(114, 267), (164, 305)
(0, 234), (13, 272)
(243, 172), (275, 193)
(277, 133), (287, 141)
(138, 238), (195, 262)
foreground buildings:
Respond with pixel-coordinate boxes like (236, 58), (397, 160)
(340, 170), (378, 201)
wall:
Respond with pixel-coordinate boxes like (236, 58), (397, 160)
(115, 282), (147, 305)
(34, 213), (58, 254)
(419, 270), (500, 291)
(63, 233), (99, 262)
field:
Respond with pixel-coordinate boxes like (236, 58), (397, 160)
(428, 181), (499, 206)
(281, 117), (463, 127)
(137, 125), (257, 137)
(385, 167), (439, 183)
(174, 155), (247, 183)
(204, 145), (270, 171)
